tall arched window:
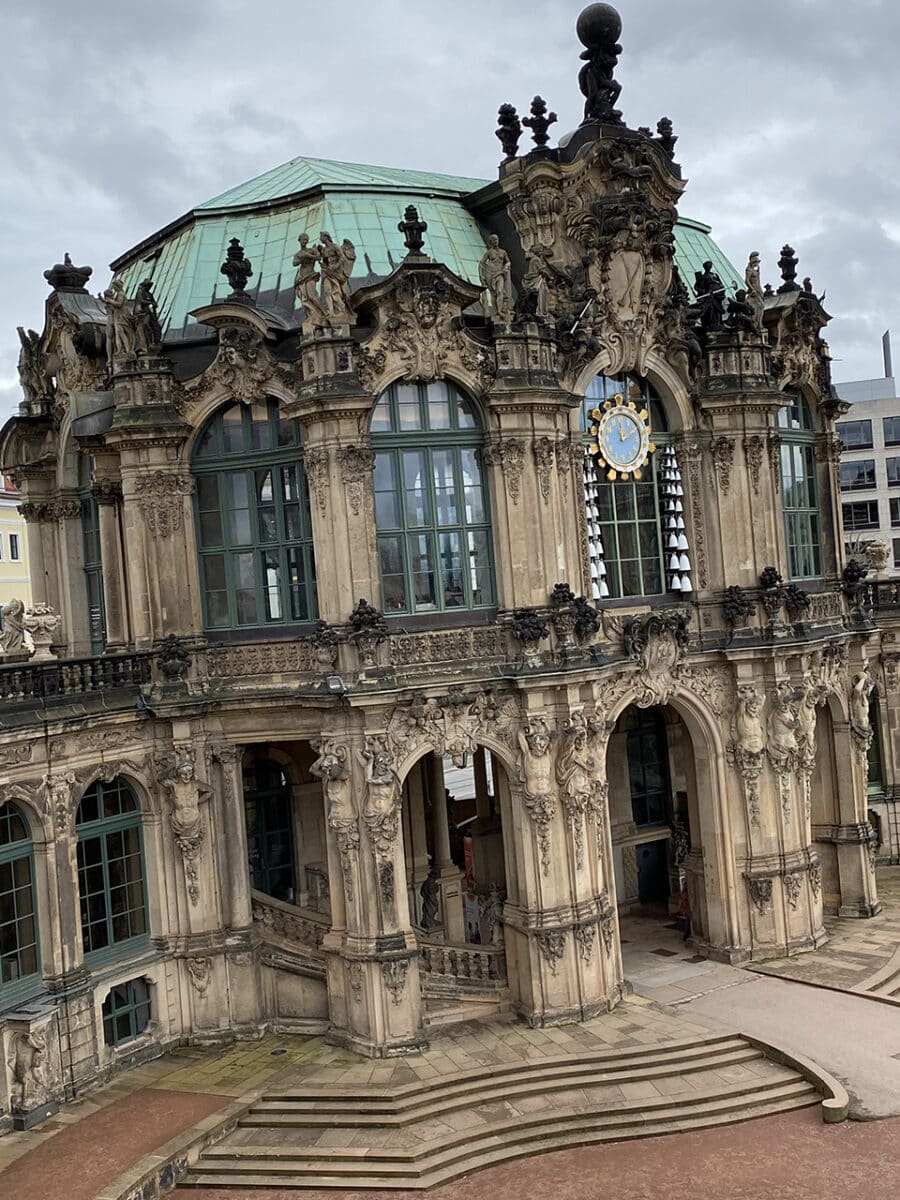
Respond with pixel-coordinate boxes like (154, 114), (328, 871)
(777, 392), (822, 580)
(79, 455), (106, 654)
(243, 756), (296, 902)
(583, 375), (690, 599)
(0, 803), (39, 1005)
(371, 381), (495, 615)
(76, 778), (147, 960)
(192, 397), (317, 631)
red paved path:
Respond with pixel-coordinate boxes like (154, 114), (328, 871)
(182, 1109), (900, 1200)
(2, 1087), (229, 1200)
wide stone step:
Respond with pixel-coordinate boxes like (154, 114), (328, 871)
(260, 1031), (746, 1107)
(244, 1044), (765, 1126)
(183, 1080), (818, 1191)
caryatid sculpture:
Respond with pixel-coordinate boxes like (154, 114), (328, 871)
(292, 232), (326, 326)
(517, 718), (557, 874)
(479, 235), (513, 323)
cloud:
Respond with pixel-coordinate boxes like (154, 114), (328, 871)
(1, 0), (897, 425)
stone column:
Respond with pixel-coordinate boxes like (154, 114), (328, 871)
(831, 719), (881, 917)
(323, 731), (426, 1058)
(92, 479), (129, 650)
(428, 754), (465, 941)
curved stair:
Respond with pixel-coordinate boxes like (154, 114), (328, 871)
(181, 1033), (822, 1191)
(855, 941), (900, 1003)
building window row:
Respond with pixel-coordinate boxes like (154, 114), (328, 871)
(842, 500), (880, 532)
(836, 418), (873, 450)
(1, 779), (149, 1029)
(840, 459), (877, 491)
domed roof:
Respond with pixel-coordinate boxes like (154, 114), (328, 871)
(111, 154), (742, 341)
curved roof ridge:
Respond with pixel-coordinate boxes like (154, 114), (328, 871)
(198, 155), (490, 211)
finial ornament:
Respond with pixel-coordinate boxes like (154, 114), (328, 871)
(523, 96), (557, 148)
(777, 244), (800, 294)
(495, 103), (522, 161)
(576, 3), (624, 126)
(220, 237), (254, 303)
(43, 252), (93, 292)
(398, 205), (428, 257)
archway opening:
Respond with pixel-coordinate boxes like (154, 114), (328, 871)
(242, 742), (329, 913)
(608, 704), (706, 953)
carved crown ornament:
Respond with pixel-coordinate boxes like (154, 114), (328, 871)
(502, 132), (685, 383)
(351, 261), (496, 395)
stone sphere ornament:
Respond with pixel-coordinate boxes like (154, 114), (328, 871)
(576, 3), (622, 49)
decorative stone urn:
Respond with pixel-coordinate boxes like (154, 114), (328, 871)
(866, 539), (890, 575)
(24, 602), (62, 662)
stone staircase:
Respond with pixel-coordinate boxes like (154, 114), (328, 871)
(855, 942), (900, 1003)
(181, 1032), (822, 1191)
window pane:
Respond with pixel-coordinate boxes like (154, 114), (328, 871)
(460, 449), (486, 522)
(432, 449), (458, 526)
(428, 382), (451, 430)
(379, 536), (408, 612)
(397, 384), (422, 430)
(221, 405), (245, 453)
(371, 395), (391, 432)
(468, 530), (494, 605)
(234, 553), (258, 624)
(287, 548), (311, 621)
(438, 530), (464, 606)
(409, 533), (437, 609)
(887, 458), (900, 487)
(262, 552), (282, 620)
(403, 451), (430, 526)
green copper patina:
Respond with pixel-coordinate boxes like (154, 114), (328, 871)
(112, 155), (742, 339)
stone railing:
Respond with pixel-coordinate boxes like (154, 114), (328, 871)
(390, 626), (507, 670)
(869, 581), (900, 613)
(418, 938), (507, 988)
(0, 651), (152, 704)
(250, 890), (328, 953)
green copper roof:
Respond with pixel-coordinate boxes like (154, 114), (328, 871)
(112, 156), (742, 339)
(198, 155), (488, 211)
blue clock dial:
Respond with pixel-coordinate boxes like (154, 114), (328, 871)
(590, 394), (655, 480)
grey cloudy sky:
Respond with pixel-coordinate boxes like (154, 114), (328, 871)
(2, 0), (898, 419)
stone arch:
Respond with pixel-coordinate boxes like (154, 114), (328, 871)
(392, 730), (518, 790)
(73, 764), (155, 819)
(571, 347), (693, 433)
(367, 362), (490, 409)
(603, 681), (741, 956)
(0, 785), (52, 847)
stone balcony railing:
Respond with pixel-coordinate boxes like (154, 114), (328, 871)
(418, 937), (507, 989)
(0, 650), (152, 704)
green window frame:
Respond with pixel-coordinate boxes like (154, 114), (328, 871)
(243, 756), (296, 902)
(76, 778), (148, 962)
(582, 375), (669, 599)
(102, 977), (152, 1047)
(192, 397), (317, 632)
(867, 697), (885, 794)
(624, 707), (671, 827)
(0, 802), (40, 1008)
(777, 393), (822, 581)
(371, 381), (495, 615)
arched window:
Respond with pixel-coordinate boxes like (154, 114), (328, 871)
(371, 381), (495, 615)
(243, 756), (296, 902)
(777, 392), (822, 580)
(79, 455), (106, 653)
(76, 778), (147, 959)
(0, 803), (39, 1004)
(192, 397), (317, 631)
(583, 375), (689, 599)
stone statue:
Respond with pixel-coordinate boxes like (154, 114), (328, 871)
(358, 742), (400, 822)
(7, 1029), (47, 1110)
(133, 279), (162, 353)
(479, 883), (503, 943)
(0, 597), (27, 654)
(102, 278), (134, 366)
(795, 680), (823, 768)
(850, 671), (875, 735)
(725, 289), (758, 336)
(292, 233), (326, 324)
(670, 814), (690, 866)
(420, 868), (439, 929)
(576, 3), (624, 126)
(693, 261), (725, 334)
(745, 251), (765, 331)
(518, 719), (555, 805)
(555, 712), (596, 811)
(161, 757), (209, 844)
(767, 682), (799, 766)
(479, 235), (513, 323)
(318, 232), (356, 322)
(310, 743), (355, 826)
(17, 327), (52, 403)
(734, 685), (765, 755)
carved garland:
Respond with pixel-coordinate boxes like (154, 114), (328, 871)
(134, 473), (195, 538)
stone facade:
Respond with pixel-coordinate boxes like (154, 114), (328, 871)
(0, 2), (892, 1131)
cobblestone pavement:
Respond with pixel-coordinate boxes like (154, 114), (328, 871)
(180, 1108), (900, 1200)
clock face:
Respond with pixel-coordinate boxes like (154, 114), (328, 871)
(589, 394), (655, 480)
